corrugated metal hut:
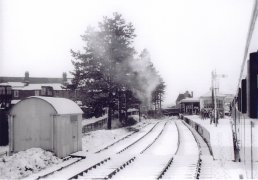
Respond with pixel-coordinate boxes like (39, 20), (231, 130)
(8, 96), (83, 158)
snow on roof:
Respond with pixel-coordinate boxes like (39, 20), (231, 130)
(180, 97), (200, 103)
(27, 96), (83, 115)
(0, 82), (25, 87)
(128, 108), (138, 112)
(12, 83), (65, 90)
(11, 99), (21, 104)
(200, 91), (226, 98)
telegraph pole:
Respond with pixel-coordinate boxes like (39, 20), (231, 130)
(212, 70), (226, 126)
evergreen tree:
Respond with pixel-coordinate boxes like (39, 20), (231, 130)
(71, 13), (136, 129)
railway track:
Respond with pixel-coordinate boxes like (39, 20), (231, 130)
(159, 120), (213, 179)
(182, 120), (214, 179)
(33, 118), (214, 179)
(67, 121), (167, 179)
(27, 121), (157, 180)
(113, 120), (179, 179)
(160, 120), (200, 179)
(43, 121), (164, 179)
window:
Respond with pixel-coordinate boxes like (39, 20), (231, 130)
(47, 89), (53, 96)
(7, 87), (12, 95)
(217, 99), (223, 108)
(0, 87), (5, 95)
(41, 87), (46, 96)
(35, 90), (40, 96)
(204, 99), (212, 108)
(14, 90), (19, 98)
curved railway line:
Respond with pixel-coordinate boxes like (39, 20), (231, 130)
(40, 121), (164, 179)
(33, 118), (214, 179)
(30, 121), (156, 179)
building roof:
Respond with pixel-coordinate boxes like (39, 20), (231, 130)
(0, 82), (67, 91)
(176, 91), (192, 104)
(26, 96), (83, 115)
(0, 76), (72, 84)
(0, 82), (25, 87)
(11, 83), (66, 91)
(180, 97), (200, 103)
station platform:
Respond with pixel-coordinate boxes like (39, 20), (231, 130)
(182, 115), (235, 161)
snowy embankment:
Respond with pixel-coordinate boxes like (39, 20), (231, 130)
(82, 119), (150, 154)
(0, 148), (62, 179)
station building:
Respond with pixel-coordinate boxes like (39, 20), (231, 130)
(179, 97), (200, 115)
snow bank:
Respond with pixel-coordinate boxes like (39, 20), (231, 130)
(0, 148), (62, 179)
(82, 114), (108, 126)
(129, 114), (139, 122)
(82, 120), (151, 153)
(82, 128), (131, 153)
(0, 146), (8, 156)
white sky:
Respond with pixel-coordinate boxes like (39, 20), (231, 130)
(0, 0), (256, 106)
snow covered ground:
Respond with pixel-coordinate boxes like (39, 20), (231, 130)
(1, 116), (255, 179)
(0, 148), (61, 179)
(0, 146), (8, 156)
(82, 119), (152, 154)
(184, 115), (256, 179)
(185, 115), (234, 161)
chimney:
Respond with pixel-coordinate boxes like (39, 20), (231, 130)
(24, 71), (30, 86)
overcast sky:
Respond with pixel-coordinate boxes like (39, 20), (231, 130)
(0, 0), (257, 106)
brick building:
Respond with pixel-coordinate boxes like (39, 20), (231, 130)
(0, 72), (79, 104)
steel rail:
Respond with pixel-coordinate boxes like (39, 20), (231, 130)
(157, 121), (180, 179)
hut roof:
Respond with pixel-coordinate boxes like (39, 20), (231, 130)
(27, 96), (83, 115)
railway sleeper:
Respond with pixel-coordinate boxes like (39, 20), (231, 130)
(95, 132), (136, 154)
(68, 157), (111, 180)
(116, 122), (160, 155)
(95, 123), (151, 154)
(36, 157), (83, 179)
(139, 122), (167, 154)
(157, 156), (174, 179)
(105, 157), (136, 179)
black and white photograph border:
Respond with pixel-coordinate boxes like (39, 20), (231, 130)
(0, 0), (258, 179)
